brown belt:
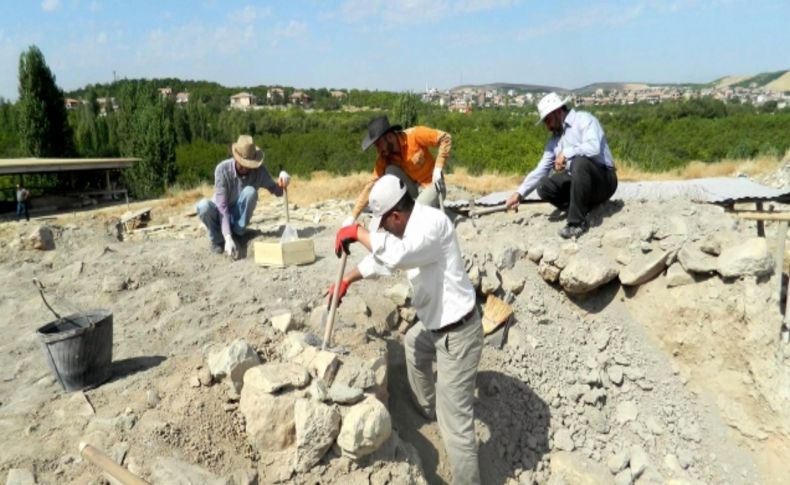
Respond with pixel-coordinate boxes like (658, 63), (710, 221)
(432, 308), (476, 334)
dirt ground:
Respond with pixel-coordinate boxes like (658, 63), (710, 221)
(0, 169), (788, 484)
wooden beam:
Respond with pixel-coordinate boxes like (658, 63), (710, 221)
(729, 211), (790, 222)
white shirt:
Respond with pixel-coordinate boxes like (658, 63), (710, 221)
(517, 109), (615, 197)
(357, 203), (475, 330)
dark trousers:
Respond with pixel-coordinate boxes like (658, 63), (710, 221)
(536, 156), (618, 226)
(16, 201), (29, 221)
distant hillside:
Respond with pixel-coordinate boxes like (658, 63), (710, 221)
(573, 82), (650, 95)
(450, 82), (566, 94)
(465, 69), (789, 96)
(764, 71), (790, 92)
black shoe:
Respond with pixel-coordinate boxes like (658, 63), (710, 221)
(559, 221), (588, 239)
(210, 242), (223, 254)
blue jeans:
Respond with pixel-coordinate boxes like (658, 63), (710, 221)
(196, 186), (258, 245)
(17, 201), (29, 221)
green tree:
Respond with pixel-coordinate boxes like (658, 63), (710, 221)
(122, 102), (177, 197)
(17, 45), (74, 156)
(393, 92), (420, 127)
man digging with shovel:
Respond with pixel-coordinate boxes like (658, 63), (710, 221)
(196, 135), (291, 257)
(328, 174), (483, 485)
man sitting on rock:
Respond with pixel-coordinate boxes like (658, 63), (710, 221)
(196, 135), (290, 257)
(329, 174), (483, 485)
(505, 92), (618, 239)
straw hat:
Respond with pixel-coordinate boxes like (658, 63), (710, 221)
(231, 135), (264, 169)
(536, 92), (570, 124)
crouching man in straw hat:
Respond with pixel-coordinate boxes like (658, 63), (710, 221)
(329, 174), (483, 485)
(505, 92), (618, 239)
(196, 135), (290, 257)
(341, 115), (452, 227)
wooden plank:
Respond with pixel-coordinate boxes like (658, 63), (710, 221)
(730, 211), (790, 222)
(254, 239), (315, 267)
(120, 207), (152, 224)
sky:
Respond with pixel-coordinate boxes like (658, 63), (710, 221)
(0, 0), (788, 100)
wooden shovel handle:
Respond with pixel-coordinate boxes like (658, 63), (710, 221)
(79, 443), (149, 485)
(283, 187), (290, 223)
(322, 251), (348, 351)
(470, 204), (509, 217)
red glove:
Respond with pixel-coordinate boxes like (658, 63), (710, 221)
(335, 224), (359, 257)
(327, 279), (351, 309)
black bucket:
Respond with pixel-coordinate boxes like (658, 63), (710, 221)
(36, 309), (113, 392)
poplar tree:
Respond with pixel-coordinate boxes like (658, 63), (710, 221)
(17, 45), (74, 156)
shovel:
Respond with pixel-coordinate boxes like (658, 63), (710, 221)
(280, 187), (298, 243)
(321, 251), (348, 351)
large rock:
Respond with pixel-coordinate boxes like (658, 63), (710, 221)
(481, 262), (501, 295)
(619, 250), (670, 286)
(240, 372), (297, 452)
(559, 255), (619, 294)
(367, 297), (399, 336)
(548, 451), (614, 485)
(602, 227), (633, 248)
(293, 398), (341, 472)
(207, 339), (262, 393)
(677, 243), (717, 274)
(665, 263), (694, 288)
(629, 444), (651, 479)
(336, 396), (392, 459)
(716, 237), (774, 278)
(295, 346), (340, 386)
(500, 270), (526, 294)
(338, 295), (370, 328)
(244, 362), (310, 394)
(538, 260), (561, 283)
(333, 354), (388, 402)
(495, 245), (524, 270)
(28, 225), (55, 250)
(271, 310), (300, 333)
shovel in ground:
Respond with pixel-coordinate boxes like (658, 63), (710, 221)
(280, 187), (298, 243)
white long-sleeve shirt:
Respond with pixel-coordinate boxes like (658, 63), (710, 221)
(517, 109), (615, 198)
(357, 203), (475, 330)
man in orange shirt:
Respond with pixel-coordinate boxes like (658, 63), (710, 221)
(342, 115), (452, 226)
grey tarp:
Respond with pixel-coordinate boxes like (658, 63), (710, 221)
(445, 177), (790, 209)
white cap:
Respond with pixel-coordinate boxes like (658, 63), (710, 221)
(536, 92), (570, 124)
(368, 174), (407, 232)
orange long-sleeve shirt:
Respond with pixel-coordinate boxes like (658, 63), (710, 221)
(352, 126), (452, 218)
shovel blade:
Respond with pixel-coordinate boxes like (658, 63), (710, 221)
(280, 224), (298, 243)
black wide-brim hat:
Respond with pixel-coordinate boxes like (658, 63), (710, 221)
(361, 115), (402, 151)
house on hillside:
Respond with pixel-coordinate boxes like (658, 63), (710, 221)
(176, 92), (190, 104)
(230, 92), (257, 110)
(448, 99), (471, 113)
(97, 97), (117, 115)
(290, 90), (311, 106)
(64, 98), (82, 110)
(158, 87), (173, 99)
(266, 87), (285, 104)
(330, 90), (347, 99)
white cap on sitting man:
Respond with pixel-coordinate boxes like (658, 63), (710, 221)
(368, 174), (407, 232)
(536, 92), (570, 124)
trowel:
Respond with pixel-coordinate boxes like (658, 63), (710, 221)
(281, 187), (298, 243)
